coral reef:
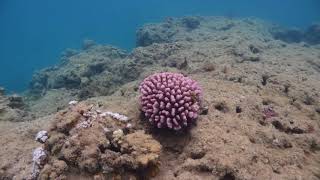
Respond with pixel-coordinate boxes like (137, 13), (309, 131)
(82, 39), (96, 50)
(33, 102), (161, 179)
(182, 16), (201, 30)
(0, 87), (5, 96)
(28, 41), (128, 99)
(271, 23), (320, 45)
(272, 28), (304, 43)
(304, 23), (320, 45)
(1, 16), (320, 179)
(136, 16), (272, 47)
(139, 72), (202, 130)
(0, 88), (30, 122)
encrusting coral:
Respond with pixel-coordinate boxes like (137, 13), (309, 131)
(139, 72), (202, 130)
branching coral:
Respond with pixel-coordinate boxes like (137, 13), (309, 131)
(139, 72), (202, 130)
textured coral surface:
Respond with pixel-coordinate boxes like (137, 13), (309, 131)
(38, 102), (161, 179)
(140, 72), (202, 130)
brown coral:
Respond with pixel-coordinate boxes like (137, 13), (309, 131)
(39, 103), (162, 179)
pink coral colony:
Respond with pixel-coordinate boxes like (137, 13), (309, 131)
(139, 72), (202, 130)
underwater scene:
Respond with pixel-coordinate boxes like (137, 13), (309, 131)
(0, 0), (320, 179)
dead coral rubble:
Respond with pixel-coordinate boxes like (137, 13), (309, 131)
(36, 102), (161, 179)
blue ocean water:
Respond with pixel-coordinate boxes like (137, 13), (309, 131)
(0, 0), (319, 93)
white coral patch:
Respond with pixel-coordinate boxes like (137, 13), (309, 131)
(126, 123), (133, 128)
(101, 111), (129, 122)
(31, 147), (47, 179)
(113, 129), (124, 140)
(35, 130), (48, 143)
(68, 100), (78, 106)
(32, 147), (47, 165)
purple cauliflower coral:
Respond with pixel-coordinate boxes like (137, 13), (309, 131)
(139, 72), (202, 130)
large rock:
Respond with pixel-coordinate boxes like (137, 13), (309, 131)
(136, 16), (274, 47)
(304, 23), (320, 45)
(272, 28), (304, 43)
(271, 23), (320, 45)
(38, 102), (161, 179)
(0, 89), (30, 121)
(29, 41), (130, 99)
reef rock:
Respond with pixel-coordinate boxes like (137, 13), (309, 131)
(0, 87), (5, 96)
(29, 43), (128, 99)
(272, 27), (304, 43)
(0, 89), (30, 121)
(304, 23), (320, 45)
(271, 23), (320, 45)
(38, 102), (161, 179)
(120, 130), (161, 167)
(136, 16), (273, 47)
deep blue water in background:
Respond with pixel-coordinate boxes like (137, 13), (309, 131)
(0, 0), (319, 93)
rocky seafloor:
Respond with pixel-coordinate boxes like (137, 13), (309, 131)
(0, 16), (320, 180)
